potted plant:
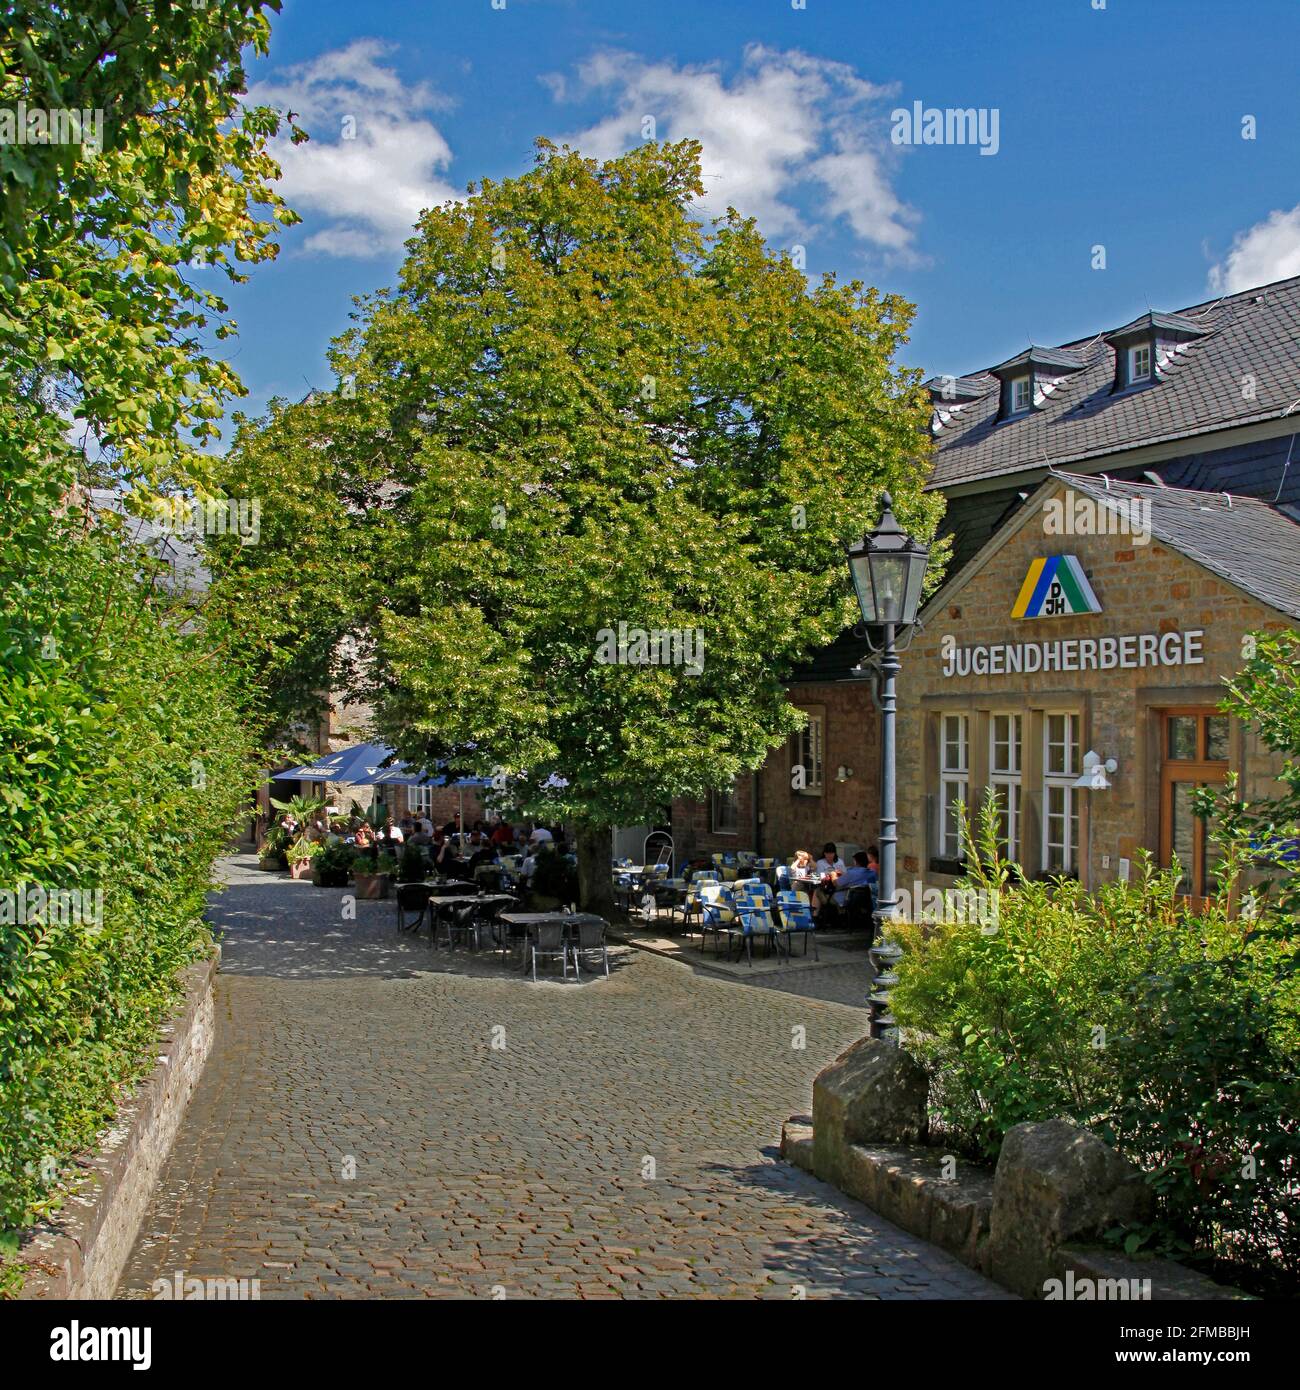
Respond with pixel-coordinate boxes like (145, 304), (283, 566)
(257, 824), (289, 871)
(311, 839), (355, 888)
(288, 838), (321, 880)
(397, 845), (429, 883)
(354, 850), (398, 900)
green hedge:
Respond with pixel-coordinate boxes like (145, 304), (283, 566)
(890, 799), (1299, 1295)
(0, 503), (254, 1261)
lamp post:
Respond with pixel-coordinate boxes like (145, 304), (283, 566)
(846, 493), (929, 994)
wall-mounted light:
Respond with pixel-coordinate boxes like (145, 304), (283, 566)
(1072, 751), (1117, 790)
(836, 765), (854, 783)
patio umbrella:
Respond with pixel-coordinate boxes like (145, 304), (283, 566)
(272, 741), (408, 785)
(273, 744), (490, 832)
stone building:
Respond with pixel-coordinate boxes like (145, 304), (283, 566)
(672, 273), (1300, 890)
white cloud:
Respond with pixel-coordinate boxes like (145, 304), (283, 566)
(548, 45), (917, 256)
(248, 39), (461, 258)
(1210, 206), (1300, 293)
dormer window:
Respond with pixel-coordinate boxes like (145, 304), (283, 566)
(989, 345), (1086, 421)
(1105, 310), (1208, 393)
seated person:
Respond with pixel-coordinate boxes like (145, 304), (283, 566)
(833, 850), (876, 909)
(811, 842), (846, 918)
(789, 849), (817, 894)
(407, 823), (434, 848)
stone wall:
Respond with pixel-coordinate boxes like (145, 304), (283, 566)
(18, 952), (219, 1300)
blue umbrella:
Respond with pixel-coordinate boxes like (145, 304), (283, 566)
(272, 741), (410, 785)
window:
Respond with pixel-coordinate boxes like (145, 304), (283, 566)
(711, 783), (738, 835)
(1010, 375), (1033, 413)
(792, 710), (824, 795)
(938, 714), (969, 859)
(1128, 342), (1152, 383)
(408, 786), (434, 817)
(990, 713), (1023, 862)
(1042, 712), (1080, 874)
(1160, 710), (1230, 900)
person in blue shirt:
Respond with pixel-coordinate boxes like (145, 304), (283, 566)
(833, 850), (877, 909)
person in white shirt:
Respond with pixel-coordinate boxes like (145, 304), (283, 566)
(812, 842), (846, 918)
(385, 820), (404, 844)
(528, 826), (554, 845)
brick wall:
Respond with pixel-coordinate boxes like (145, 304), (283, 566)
(673, 680), (880, 864)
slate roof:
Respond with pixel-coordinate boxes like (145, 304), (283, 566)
(927, 275), (1300, 491)
(1061, 473), (1300, 621)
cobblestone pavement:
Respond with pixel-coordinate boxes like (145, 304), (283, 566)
(115, 856), (1006, 1300)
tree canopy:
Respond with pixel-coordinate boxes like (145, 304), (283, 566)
(217, 139), (946, 903)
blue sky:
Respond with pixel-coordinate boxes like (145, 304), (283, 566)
(217, 0), (1300, 437)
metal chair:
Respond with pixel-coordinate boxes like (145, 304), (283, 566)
(845, 884), (876, 939)
(395, 882), (435, 933)
(698, 883), (736, 956)
(568, 919), (609, 978)
(528, 921), (570, 981)
(727, 905), (789, 965)
(777, 890), (818, 959)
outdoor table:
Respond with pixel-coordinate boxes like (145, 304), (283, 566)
(497, 911), (607, 971)
(426, 893), (520, 950)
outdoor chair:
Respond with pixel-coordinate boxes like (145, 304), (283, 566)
(528, 921), (570, 981)
(568, 919), (610, 979)
(656, 877), (690, 929)
(726, 905), (789, 966)
(432, 901), (478, 950)
(395, 882), (435, 933)
(845, 885), (876, 939)
(774, 863), (792, 893)
(777, 890), (818, 960)
(698, 883), (736, 956)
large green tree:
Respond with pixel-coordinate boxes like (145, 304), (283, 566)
(222, 140), (945, 910)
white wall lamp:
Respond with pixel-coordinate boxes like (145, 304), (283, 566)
(1073, 751), (1117, 791)
(836, 765), (854, 783)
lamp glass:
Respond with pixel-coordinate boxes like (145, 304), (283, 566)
(867, 552), (908, 625)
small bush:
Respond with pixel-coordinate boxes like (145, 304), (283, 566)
(890, 795), (1299, 1292)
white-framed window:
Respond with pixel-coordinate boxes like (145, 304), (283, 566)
(990, 713), (1023, 863)
(1128, 342), (1152, 383)
(1043, 712), (1081, 874)
(408, 786), (434, 817)
(792, 709), (824, 795)
(939, 713), (969, 859)
(1010, 375), (1033, 413)
(711, 783), (738, 835)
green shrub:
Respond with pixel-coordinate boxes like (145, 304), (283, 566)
(0, 509), (254, 1258)
(890, 795), (1299, 1292)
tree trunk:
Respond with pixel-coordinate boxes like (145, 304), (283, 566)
(574, 820), (616, 917)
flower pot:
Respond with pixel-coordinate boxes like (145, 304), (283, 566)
(353, 872), (391, 900)
(312, 868), (350, 888)
(258, 856), (287, 872)
(290, 858), (315, 880)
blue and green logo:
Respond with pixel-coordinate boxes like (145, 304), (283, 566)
(1011, 555), (1101, 619)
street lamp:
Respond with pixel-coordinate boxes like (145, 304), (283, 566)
(846, 493), (929, 960)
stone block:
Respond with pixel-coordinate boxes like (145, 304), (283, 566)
(989, 1118), (1153, 1300)
(811, 1037), (928, 1187)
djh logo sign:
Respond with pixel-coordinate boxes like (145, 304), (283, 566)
(1011, 555), (1101, 620)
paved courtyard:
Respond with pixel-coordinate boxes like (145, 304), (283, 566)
(115, 856), (1006, 1300)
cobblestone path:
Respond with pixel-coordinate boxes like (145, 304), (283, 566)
(115, 856), (1006, 1300)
